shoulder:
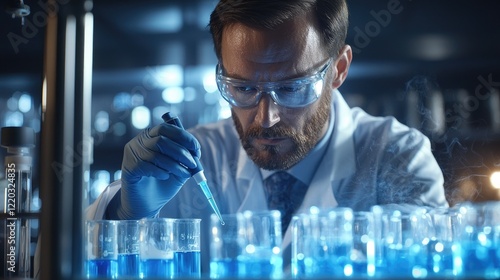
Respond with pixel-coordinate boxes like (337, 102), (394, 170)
(351, 107), (427, 146)
(347, 107), (431, 160)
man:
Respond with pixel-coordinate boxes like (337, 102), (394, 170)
(87, 0), (448, 274)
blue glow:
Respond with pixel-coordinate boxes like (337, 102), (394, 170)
(91, 170), (111, 200)
(218, 100), (231, 120)
(203, 70), (218, 93)
(155, 65), (183, 88)
(113, 122), (127, 137)
(162, 87), (184, 104)
(184, 87), (197, 102)
(204, 91), (220, 105)
(135, 7), (182, 33)
(32, 189), (41, 211)
(7, 97), (18, 111)
(5, 111), (23, 126)
(18, 93), (32, 113)
(131, 94), (144, 107)
(94, 111), (110, 132)
(131, 106), (151, 129)
(113, 92), (132, 111)
(114, 170), (122, 181)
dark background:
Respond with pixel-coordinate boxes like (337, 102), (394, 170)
(1, 0), (500, 207)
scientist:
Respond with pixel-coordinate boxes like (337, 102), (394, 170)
(86, 0), (448, 273)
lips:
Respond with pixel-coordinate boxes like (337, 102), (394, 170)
(254, 137), (287, 145)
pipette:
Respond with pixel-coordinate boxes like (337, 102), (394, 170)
(162, 112), (225, 225)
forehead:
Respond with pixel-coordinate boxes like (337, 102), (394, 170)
(220, 13), (327, 80)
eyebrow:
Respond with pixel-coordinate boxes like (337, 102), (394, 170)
(221, 58), (330, 82)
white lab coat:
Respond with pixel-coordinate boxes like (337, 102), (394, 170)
(85, 90), (448, 275)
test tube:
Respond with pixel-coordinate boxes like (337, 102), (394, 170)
(161, 112), (225, 225)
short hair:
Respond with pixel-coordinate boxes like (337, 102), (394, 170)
(208, 0), (349, 61)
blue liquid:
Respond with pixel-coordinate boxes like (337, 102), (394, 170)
(385, 248), (411, 276)
(210, 259), (240, 279)
(175, 251), (201, 278)
(118, 253), (140, 278)
(294, 243), (351, 278)
(86, 259), (118, 279)
(239, 257), (282, 279)
(382, 244), (427, 278)
(210, 256), (282, 279)
(426, 241), (456, 277)
(140, 258), (175, 278)
(351, 260), (370, 278)
(140, 251), (201, 279)
(461, 241), (500, 278)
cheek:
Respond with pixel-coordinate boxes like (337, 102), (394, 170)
(281, 106), (314, 127)
(231, 108), (254, 130)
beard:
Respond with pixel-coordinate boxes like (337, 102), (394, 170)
(232, 92), (331, 170)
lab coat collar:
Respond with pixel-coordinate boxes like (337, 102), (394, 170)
(328, 89), (357, 180)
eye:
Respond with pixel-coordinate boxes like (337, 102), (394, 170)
(233, 86), (257, 94)
(277, 85), (305, 93)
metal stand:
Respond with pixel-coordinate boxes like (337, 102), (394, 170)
(39, 0), (93, 278)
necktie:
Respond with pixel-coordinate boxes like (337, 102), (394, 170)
(263, 171), (308, 234)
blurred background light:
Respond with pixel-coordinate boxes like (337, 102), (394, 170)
(90, 170), (110, 200)
(114, 170), (122, 181)
(18, 93), (32, 113)
(162, 87), (184, 104)
(94, 111), (110, 132)
(155, 65), (183, 88)
(218, 99), (231, 119)
(7, 96), (18, 111)
(113, 92), (132, 111)
(408, 34), (457, 61)
(204, 91), (220, 105)
(203, 69), (218, 93)
(491, 171), (500, 189)
(5, 111), (23, 126)
(184, 87), (197, 102)
(131, 93), (145, 107)
(112, 122), (127, 137)
(131, 106), (151, 129)
(131, 6), (182, 33)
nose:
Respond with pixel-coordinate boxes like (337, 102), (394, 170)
(255, 93), (280, 128)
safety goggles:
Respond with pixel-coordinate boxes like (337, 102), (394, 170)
(216, 59), (332, 108)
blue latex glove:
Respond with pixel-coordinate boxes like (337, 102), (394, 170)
(107, 123), (201, 220)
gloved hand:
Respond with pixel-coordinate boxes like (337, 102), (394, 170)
(108, 122), (201, 220)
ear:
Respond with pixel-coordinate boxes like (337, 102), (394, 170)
(331, 45), (353, 89)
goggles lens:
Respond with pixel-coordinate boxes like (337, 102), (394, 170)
(216, 59), (332, 108)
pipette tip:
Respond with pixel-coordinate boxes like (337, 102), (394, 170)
(208, 197), (225, 225)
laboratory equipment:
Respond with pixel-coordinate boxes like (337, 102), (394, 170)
(161, 112), (224, 225)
